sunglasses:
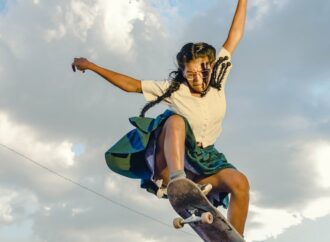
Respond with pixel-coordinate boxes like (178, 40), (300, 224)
(185, 69), (211, 81)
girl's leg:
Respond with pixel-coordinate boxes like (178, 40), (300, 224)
(152, 114), (249, 234)
(195, 168), (249, 236)
(154, 115), (186, 185)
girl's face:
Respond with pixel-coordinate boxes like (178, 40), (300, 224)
(183, 57), (212, 94)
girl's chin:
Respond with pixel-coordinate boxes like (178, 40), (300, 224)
(187, 81), (209, 94)
(191, 87), (204, 93)
(195, 84), (206, 90)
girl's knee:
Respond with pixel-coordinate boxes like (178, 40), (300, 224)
(163, 115), (186, 132)
(228, 171), (250, 195)
(235, 172), (250, 194)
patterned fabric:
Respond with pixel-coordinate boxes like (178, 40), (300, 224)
(105, 109), (235, 208)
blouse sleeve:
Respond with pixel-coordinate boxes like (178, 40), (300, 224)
(213, 47), (233, 88)
(217, 46), (232, 60)
(141, 80), (172, 104)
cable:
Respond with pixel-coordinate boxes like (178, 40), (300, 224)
(0, 143), (196, 237)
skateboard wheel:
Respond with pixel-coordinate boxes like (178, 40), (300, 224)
(201, 212), (213, 224)
(173, 217), (184, 229)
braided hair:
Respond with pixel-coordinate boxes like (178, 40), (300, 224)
(139, 42), (231, 117)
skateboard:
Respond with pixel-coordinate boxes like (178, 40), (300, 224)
(167, 178), (245, 242)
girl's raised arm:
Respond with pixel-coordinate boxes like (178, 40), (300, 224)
(223, 0), (247, 54)
(72, 57), (142, 93)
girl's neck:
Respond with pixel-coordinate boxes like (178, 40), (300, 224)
(185, 81), (203, 97)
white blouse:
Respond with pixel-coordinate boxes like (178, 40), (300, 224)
(141, 47), (232, 147)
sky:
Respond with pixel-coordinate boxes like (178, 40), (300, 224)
(0, 0), (329, 241)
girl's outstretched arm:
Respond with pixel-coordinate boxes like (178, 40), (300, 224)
(223, 0), (247, 54)
(72, 57), (142, 93)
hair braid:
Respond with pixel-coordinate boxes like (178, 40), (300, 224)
(216, 62), (231, 90)
(210, 56), (231, 92)
(139, 71), (183, 117)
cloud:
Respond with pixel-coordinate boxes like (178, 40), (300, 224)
(247, 0), (289, 30)
(43, 0), (165, 56)
(0, 187), (38, 226)
(0, 110), (190, 242)
(101, 0), (144, 54)
(0, 111), (82, 202)
(246, 204), (302, 241)
(246, 139), (330, 241)
(0, 0), (330, 241)
(60, 227), (167, 242)
(44, 0), (99, 42)
(0, 111), (75, 169)
(309, 141), (330, 189)
(0, 189), (16, 224)
(303, 197), (330, 220)
(247, 194), (330, 241)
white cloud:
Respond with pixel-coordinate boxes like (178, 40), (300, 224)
(0, 111), (80, 199)
(246, 140), (330, 241)
(43, 0), (164, 56)
(250, 0), (270, 24)
(246, 205), (303, 241)
(0, 189), (16, 224)
(247, 0), (289, 30)
(0, 187), (38, 225)
(293, 139), (330, 189)
(44, 1), (99, 42)
(104, 176), (119, 193)
(303, 197), (330, 220)
(71, 207), (90, 217)
(297, 139), (330, 222)
(1, 0), (330, 241)
(44, 22), (66, 42)
(0, 111), (75, 169)
(312, 141), (330, 188)
(64, 227), (167, 242)
(70, 0), (99, 40)
(101, 0), (144, 54)
(101, 0), (166, 55)
(104, 175), (160, 207)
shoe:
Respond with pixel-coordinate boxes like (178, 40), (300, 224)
(155, 179), (168, 199)
(155, 179), (212, 199)
(156, 187), (168, 199)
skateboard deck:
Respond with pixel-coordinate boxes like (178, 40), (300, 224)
(167, 178), (245, 242)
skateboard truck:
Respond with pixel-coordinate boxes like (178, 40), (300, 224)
(173, 209), (214, 229)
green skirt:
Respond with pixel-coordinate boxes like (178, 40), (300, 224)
(105, 109), (235, 208)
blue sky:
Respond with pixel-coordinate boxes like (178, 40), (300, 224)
(0, 0), (329, 242)
(0, 0), (5, 12)
(0, 0), (15, 13)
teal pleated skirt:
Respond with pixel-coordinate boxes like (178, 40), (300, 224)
(105, 109), (235, 208)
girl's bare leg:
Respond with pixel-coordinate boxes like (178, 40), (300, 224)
(154, 115), (186, 185)
(195, 168), (249, 235)
(152, 115), (249, 235)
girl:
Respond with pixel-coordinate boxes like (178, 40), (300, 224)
(72, 0), (249, 236)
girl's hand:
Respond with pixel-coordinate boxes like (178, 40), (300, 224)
(71, 57), (92, 73)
